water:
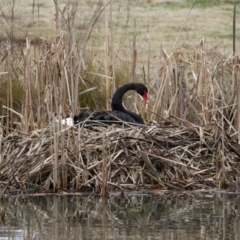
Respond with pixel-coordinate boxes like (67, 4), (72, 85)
(0, 191), (240, 240)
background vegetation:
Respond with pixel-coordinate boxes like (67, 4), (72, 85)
(0, 0), (239, 130)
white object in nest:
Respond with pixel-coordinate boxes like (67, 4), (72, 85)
(55, 117), (73, 126)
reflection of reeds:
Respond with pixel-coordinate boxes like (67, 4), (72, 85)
(3, 193), (239, 239)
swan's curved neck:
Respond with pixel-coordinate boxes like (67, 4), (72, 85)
(111, 83), (144, 124)
(111, 83), (136, 111)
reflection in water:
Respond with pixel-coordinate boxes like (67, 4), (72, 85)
(0, 192), (240, 239)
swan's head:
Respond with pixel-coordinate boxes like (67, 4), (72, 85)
(136, 83), (149, 103)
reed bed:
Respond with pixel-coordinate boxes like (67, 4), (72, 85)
(0, 117), (240, 196)
(1, 1), (240, 195)
(0, 38), (240, 195)
(1, 36), (240, 195)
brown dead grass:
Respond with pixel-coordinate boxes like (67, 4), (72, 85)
(0, 118), (240, 196)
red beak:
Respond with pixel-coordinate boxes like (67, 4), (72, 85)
(143, 91), (149, 103)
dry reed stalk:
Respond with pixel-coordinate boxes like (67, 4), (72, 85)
(234, 64), (240, 143)
(104, 0), (110, 110)
(202, 40), (210, 124)
(0, 122), (2, 165)
(173, 52), (180, 118)
(36, 60), (41, 129)
(196, 40), (205, 122)
(209, 72), (216, 123)
(5, 43), (12, 134)
(132, 19), (137, 84)
(146, 33), (151, 121)
(101, 136), (109, 196)
(23, 38), (35, 132)
(109, 0), (115, 99)
(233, 1), (236, 60)
(53, 0), (60, 34)
(178, 64), (185, 119)
(151, 46), (168, 119)
(220, 60), (226, 183)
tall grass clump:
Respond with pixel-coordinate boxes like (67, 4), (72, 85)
(152, 41), (239, 138)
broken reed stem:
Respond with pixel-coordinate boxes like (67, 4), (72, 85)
(101, 136), (109, 196)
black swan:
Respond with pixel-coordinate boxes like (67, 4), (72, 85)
(73, 83), (149, 125)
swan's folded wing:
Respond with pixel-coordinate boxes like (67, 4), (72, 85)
(73, 110), (142, 125)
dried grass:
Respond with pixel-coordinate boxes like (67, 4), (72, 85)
(0, 117), (240, 195)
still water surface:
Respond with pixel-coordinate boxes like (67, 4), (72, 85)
(0, 191), (240, 240)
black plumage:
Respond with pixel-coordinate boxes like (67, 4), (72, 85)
(73, 83), (149, 126)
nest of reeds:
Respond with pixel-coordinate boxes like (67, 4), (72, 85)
(1, 118), (240, 196)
